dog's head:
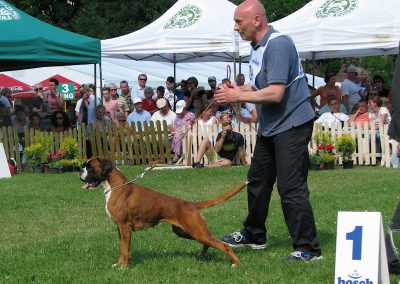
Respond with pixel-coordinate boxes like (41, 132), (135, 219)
(79, 157), (114, 187)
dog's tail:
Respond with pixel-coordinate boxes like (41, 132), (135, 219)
(195, 181), (248, 209)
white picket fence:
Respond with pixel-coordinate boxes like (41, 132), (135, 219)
(182, 121), (396, 167)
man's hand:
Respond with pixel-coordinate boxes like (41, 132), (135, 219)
(215, 83), (242, 103)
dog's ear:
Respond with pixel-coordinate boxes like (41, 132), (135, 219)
(98, 158), (114, 179)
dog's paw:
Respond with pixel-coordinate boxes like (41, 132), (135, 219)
(196, 253), (208, 260)
(230, 263), (238, 268)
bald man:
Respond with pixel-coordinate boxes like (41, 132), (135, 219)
(216, 0), (322, 261)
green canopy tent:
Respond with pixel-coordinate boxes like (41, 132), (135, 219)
(0, 1), (100, 71)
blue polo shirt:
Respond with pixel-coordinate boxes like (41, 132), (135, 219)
(250, 26), (314, 137)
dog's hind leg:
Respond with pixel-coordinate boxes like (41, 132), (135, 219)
(172, 225), (193, 239)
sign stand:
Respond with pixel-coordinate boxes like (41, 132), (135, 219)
(334, 212), (390, 284)
(0, 143), (11, 179)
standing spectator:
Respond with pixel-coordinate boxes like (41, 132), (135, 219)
(75, 84), (100, 127)
(0, 102), (12, 127)
(11, 105), (29, 144)
(341, 65), (364, 113)
(312, 73), (342, 110)
(109, 83), (129, 117)
(236, 73), (246, 86)
(38, 103), (53, 132)
(101, 87), (119, 121)
(206, 76), (217, 100)
(132, 74), (147, 100)
(31, 83), (45, 113)
(120, 80), (134, 112)
(51, 110), (71, 133)
(142, 87), (157, 115)
(165, 76), (178, 109)
(360, 76), (373, 99)
(0, 87), (12, 114)
(170, 100), (195, 163)
(151, 98), (177, 131)
(47, 77), (64, 113)
(127, 97), (151, 128)
(215, 0), (322, 261)
(373, 75), (390, 98)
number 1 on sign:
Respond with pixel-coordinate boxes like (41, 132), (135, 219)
(346, 226), (363, 260)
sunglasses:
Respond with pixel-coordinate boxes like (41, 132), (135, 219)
(139, 78), (147, 81)
(56, 116), (63, 120)
(110, 88), (117, 91)
(34, 87), (43, 91)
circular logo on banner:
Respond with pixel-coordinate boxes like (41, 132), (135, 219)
(315, 0), (358, 18)
(163, 5), (201, 29)
(0, 1), (21, 21)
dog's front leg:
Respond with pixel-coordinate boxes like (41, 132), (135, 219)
(115, 223), (132, 268)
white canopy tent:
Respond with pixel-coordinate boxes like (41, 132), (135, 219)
(269, 0), (400, 60)
(101, 0), (250, 64)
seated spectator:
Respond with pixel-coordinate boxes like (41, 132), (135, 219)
(236, 73), (245, 87)
(382, 97), (393, 115)
(315, 97), (349, 128)
(102, 87), (119, 121)
(192, 96), (204, 118)
(38, 103), (53, 132)
(368, 95), (391, 128)
(142, 87), (157, 115)
(116, 112), (127, 123)
(11, 105), (29, 144)
(192, 123), (246, 168)
(0, 102), (12, 128)
(151, 98), (176, 131)
(164, 76), (178, 108)
(29, 112), (41, 131)
(196, 103), (218, 130)
(52, 110), (71, 133)
(91, 105), (112, 127)
(348, 99), (370, 127)
(127, 97), (151, 128)
(170, 100), (195, 163)
(0, 87), (12, 114)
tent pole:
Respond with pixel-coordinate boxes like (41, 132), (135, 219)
(173, 54), (177, 112)
(312, 52), (316, 87)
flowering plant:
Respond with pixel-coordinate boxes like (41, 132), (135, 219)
(47, 150), (67, 165)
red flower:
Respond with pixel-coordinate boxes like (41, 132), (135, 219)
(317, 144), (324, 151)
(325, 144), (335, 151)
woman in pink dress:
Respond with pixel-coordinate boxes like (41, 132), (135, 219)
(170, 100), (195, 163)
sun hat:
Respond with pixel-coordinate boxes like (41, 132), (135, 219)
(175, 100), (186, 114)
(133, 97), (142, 104)
(156, 98), (167, 109)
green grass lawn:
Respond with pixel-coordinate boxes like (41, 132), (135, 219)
(1, 166), (400, 283)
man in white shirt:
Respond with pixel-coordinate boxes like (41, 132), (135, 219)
(315, 97), (349, 128)
(164, 76), (177, 109)
(151, 98), (176, 131)
(341, 65), (364, 113)
(131, 74), (147, 100)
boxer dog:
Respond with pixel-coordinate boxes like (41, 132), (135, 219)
(79, 157), (247, 268)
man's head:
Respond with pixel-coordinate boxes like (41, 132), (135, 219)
(133, 97), (143, 112)
(108, 83), (118, 99)
(166, 76), (175, 91)
(33, 83), (43, 95)
(236, 73), (245, 86)
(102, 87), (111, 102)
(208, 76), (217, 89)
(328, 97), (340, 113)
(156, 98), (169, 116)
(138, 74), (147, 88)
(79, 84), (91, 98)
(120, 80), (130, 95)
(187, 77), (199, 90)
(234, 0), (268, 44)
(222, 123), (233, 138)
(346, 65), (359, 82)
(357, 99), (368, 114)
(0, 87), (11, 99)
(116, 112), (126, 123)
(49, 77), (59, 93)
(156, 86), (165, 98)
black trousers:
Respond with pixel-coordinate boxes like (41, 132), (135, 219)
(242, 120), (321, 254)
(386, 202), (400, 266)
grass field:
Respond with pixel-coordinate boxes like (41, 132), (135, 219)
(1, 165), (400, 283)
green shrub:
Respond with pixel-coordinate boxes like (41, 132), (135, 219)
(336, 134), (356, 161)
(59, 137), (79, 159)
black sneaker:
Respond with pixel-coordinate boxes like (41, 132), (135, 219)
(192, 162), (204, 168)
(286, 251), (323, 262)
(389, 260), (400, 275)
(389, 221), (400, 232)
(221, 232), (266, 249)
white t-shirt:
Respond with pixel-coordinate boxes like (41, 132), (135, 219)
(369, 106), (391, 125)
(164, 89), (177, 108)
(131, 85), (145, 99)
(315, 112), (349, 128)
(151, 110), (177, 131)
(341, 79), (363, 113)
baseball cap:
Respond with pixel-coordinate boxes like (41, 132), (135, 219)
(133, 97), (142, 104)
(156, 98), (167, 109)
(175, 100), (186, 114)
(347, 65), (358, 73)
(208, 76), (216, 81)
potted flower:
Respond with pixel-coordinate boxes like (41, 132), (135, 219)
(320, 153), (336, 170)
(24, 142), (48, 173)
(309, 153), (323, 171)
(58, 159), (76, 172)
(59, 137), (79, 160)
(48, 160), (63, 173)
(336, 134), (356, 169)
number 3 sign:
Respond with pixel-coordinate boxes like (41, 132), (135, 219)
(57, 83), (75, 101)
(334, 212), (390, 284)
